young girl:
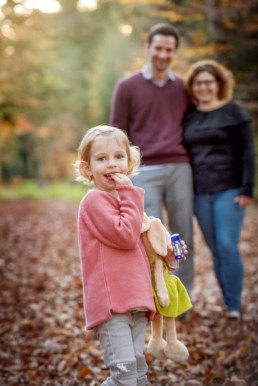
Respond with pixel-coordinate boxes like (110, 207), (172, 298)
(74, 125), (156, 385)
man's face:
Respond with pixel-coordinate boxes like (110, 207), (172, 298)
(146, 34), (177, 73)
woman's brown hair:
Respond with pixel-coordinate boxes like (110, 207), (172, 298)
(184, 59), (235, 103)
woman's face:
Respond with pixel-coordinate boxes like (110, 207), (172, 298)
(191, 70), (219, 105)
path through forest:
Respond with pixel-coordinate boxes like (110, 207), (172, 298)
(0, 200), (257, 386)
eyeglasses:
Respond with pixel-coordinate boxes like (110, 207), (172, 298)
(192, 79), (217, 87)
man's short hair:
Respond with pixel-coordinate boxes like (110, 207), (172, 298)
(147, 23), (180, 48)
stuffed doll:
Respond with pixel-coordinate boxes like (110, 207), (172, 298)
(141, 214), (192, 362)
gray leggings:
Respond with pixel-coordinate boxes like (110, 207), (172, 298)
(95, 311), (148, 386)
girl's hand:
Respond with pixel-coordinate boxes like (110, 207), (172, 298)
(111, 172), (133, 186)
(163, 245), (177, 270)
(234, 195), (254, 209)
(165, 240), (188, 264)
(181, 240), (188, 261)
(163, 240), (188, 270)
(165, 245), (175, 264)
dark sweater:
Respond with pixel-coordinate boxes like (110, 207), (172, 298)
(184, 102), (255, 197)
(110, 72), (189, 165)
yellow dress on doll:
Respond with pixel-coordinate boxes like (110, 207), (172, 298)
(150, 257), (192, 317)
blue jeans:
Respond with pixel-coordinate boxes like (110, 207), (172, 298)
(95, 311), (148, 386)
(132, 163), (194, 291)
(194, 189), (246, 312)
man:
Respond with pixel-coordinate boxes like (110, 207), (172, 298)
(110, 23), (194, 291)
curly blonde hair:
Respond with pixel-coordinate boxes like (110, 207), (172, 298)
(74, 125), (141, 184)
(184, 59), (235, 103)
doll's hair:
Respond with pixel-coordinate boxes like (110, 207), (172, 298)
(74, 125), (141, 184)
(184, 59), (235, 103)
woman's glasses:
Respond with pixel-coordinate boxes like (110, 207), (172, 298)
(192, 79), (217, 87)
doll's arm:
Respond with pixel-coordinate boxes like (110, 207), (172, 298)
(152, 258), (169, 308)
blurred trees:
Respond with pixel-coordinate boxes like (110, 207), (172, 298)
(0, 0), (257, 183)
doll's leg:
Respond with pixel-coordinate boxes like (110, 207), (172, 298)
(147, 313), (166, 360)
(163, 317), (189, 362)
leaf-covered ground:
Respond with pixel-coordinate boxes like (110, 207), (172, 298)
(0, 200), (257, 386)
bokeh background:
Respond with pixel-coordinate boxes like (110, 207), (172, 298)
(1, 3), (258, 385)
(0, 0), (257, 200)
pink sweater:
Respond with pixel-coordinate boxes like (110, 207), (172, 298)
(78, 185), (156, 330)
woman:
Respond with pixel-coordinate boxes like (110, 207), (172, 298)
(184, 60), (255, 320)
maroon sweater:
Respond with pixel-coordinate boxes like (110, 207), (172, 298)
(110, 72), (190, 165)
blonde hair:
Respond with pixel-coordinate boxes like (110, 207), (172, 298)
(74, 125), (141, 184)
(184, 59), (235, 103)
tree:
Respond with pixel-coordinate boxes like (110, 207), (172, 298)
(0, 0), (257, 183)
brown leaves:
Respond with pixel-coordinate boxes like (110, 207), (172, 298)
(0, 200), (258, 385)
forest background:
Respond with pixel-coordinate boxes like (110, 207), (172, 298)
(0, 0), (258, 199)
(1, 2), (258, 385)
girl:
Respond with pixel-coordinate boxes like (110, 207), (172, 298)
(74, 125), (156, 385)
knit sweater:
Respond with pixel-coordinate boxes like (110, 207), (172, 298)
(110, 72), (190, 165)
(78, 185), (156, 330)
(184, 102), (255, 196)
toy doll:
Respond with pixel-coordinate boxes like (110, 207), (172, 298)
(141, 214), (192, 361)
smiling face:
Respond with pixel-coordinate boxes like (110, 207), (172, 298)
(88, 135), (129, 196)
(146, 34), (177, 75)
(192, 70), (219, 107)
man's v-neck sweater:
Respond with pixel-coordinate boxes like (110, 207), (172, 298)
(110, 72), (189, 165)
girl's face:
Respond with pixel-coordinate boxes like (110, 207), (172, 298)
(88, 135), (129, 195)
(192, 70), (219, 105)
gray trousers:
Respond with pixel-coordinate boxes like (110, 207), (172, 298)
(95, 311), (148, 386)
(132, 163), (194, 291)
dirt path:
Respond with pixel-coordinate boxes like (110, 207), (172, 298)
(0, 200), (257, 386)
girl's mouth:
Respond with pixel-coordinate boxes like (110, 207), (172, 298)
(105, 173), (116, 179)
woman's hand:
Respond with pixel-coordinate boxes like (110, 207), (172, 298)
(234, 195), (254, 209)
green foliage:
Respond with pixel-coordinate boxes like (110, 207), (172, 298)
(0, 179), (89, 202)
(0, 0), (257, 194)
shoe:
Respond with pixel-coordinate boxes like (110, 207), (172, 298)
(228, 310), (240, 320)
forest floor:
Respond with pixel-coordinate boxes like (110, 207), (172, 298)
(0, 200), (258, 386)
